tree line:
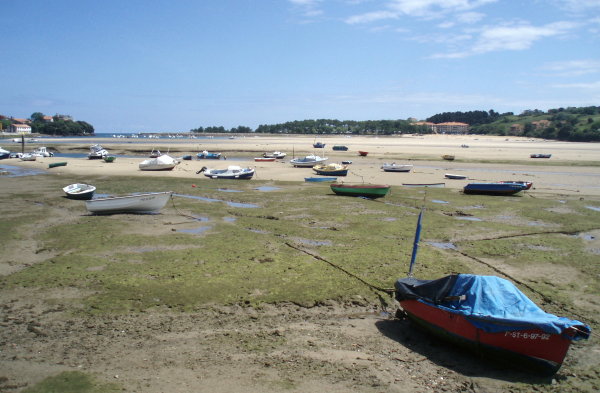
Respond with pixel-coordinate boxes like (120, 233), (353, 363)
(189, 106), (600, 142)
(28, 112), (94, 136)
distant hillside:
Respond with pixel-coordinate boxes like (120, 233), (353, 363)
(434, 107), (600, 142)
(190, 106), (600, 142)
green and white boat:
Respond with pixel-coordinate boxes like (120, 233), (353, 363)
(330, 183), (390, 198)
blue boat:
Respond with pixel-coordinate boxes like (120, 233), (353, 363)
(197, 151), (222, 159)
(332, 145), (348, 151)
(305, 177), (337, 182)
(313, 142), (326, 148)
(463, 182), (523, 195)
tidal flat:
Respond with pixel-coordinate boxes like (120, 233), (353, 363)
(1, 172), (599, 393)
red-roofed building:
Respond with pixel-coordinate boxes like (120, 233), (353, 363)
(435, 122), (469, 134)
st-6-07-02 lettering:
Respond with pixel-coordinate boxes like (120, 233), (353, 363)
(504, 331), (551, 340)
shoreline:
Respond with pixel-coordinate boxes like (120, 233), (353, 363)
(3, 134), (600, 196)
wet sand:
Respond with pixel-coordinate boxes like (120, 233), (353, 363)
(4, 134), (600, 196)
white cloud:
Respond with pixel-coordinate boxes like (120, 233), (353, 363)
(474, 21), (577, 53)
(554, 0), (600, 12)
(344, 0), (496, 24)
(542, 60), (600, 77)
(345, 10), (399, 24)
(551, 80), (600, 89)
(387, 0), (497, 18)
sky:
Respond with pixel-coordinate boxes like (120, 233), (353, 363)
(1, 0), (599, 133)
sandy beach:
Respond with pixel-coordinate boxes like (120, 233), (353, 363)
(4, 134), (600, 196)
(2, 133), (600, 392)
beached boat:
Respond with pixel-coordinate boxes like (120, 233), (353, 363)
(305, 177), (337, 183)
(263, 151), (286, 159)
(312, 163), (348, 176)
(139, 154), (179, 171)
(499, 180), (533, 190)
(381, 163), (413, 173)
(181, 155), (193, 161)
(332, 145), (348, 151)
(149, 149), (162, 158)
(20, 153), (37, 161)
(254, 157), (276, 162)
(85, 191), (173, 214)
(445, 173), (467, 180)
(88, 144), (108, 159)
(442, 154), (455, 161)
(395, 209), (591, 375)
(330, 183), (390, 198)
(313, 142), (326, 148)
(103, 155), (116, 163)
(290, 155), (328, 168)
(198, 165), (255, 179)
(197, 150), (222, 159)
(530, 154), (552, 158)
(0, 147), (10, 159)
(463, 182), (523, 195)
(31, 147), (54, 157)
(402, 183), (445, 188)
(358, 151), (368, 156)
(62, 183), (96, 200)
(48, 162), (67, 168)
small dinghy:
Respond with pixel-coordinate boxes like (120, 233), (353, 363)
(63, 183), (96, 200)
(198, 165), (255, 179)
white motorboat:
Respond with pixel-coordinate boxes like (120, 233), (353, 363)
(31, 147), (54, 157)
(0, 147), (10, 159)
(20, 153), (37, 161)
(63, 183), (96, 200)
(88, 144), (108, 159)
(381, 163), (413, 172)
(263, 151), (286, 159)
(290, 155), (328, 168)
(197, 165), (255, 179)
(139, 154), (179, 171)
(85, 191), (173, 214)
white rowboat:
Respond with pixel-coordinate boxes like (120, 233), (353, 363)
(85, 191), (173, 214)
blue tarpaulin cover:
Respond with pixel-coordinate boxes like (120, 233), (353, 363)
(396, 274), (590, 340)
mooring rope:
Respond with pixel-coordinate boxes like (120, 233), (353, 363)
(285, 242), (395, 295)
(169, 194), (203, 221)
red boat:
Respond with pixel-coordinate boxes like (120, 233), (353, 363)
(254, 157), (276, 162)
(395, 210), (590, 375)
(358, 151), (368, 156)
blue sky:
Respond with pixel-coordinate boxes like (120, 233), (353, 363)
(1, 0), (599, 133)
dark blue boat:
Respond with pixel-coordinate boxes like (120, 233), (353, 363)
(313, 142), (326, 148)
(332, 145), (348, 151)
(463, 182), (523, 195)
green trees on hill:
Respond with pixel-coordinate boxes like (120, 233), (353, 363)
(29, 113), (94, 136)
(193, 106), (599, 142)
(469, 106), (600, 142)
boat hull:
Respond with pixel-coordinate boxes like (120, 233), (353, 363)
(445, 174), (467, 180)
(63, 183), (96, 200)
(402, 183), (445, 188)
(305, 177), (337, 182)
(290, 156), (328, 167)
(464, 183), (522, 195)
(400, 299), (573, 375)
(86, 191), (172, 214)
(330, 183), (390, 198)
(382, 165), (413, 172)
(48, 162), (67, 168)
